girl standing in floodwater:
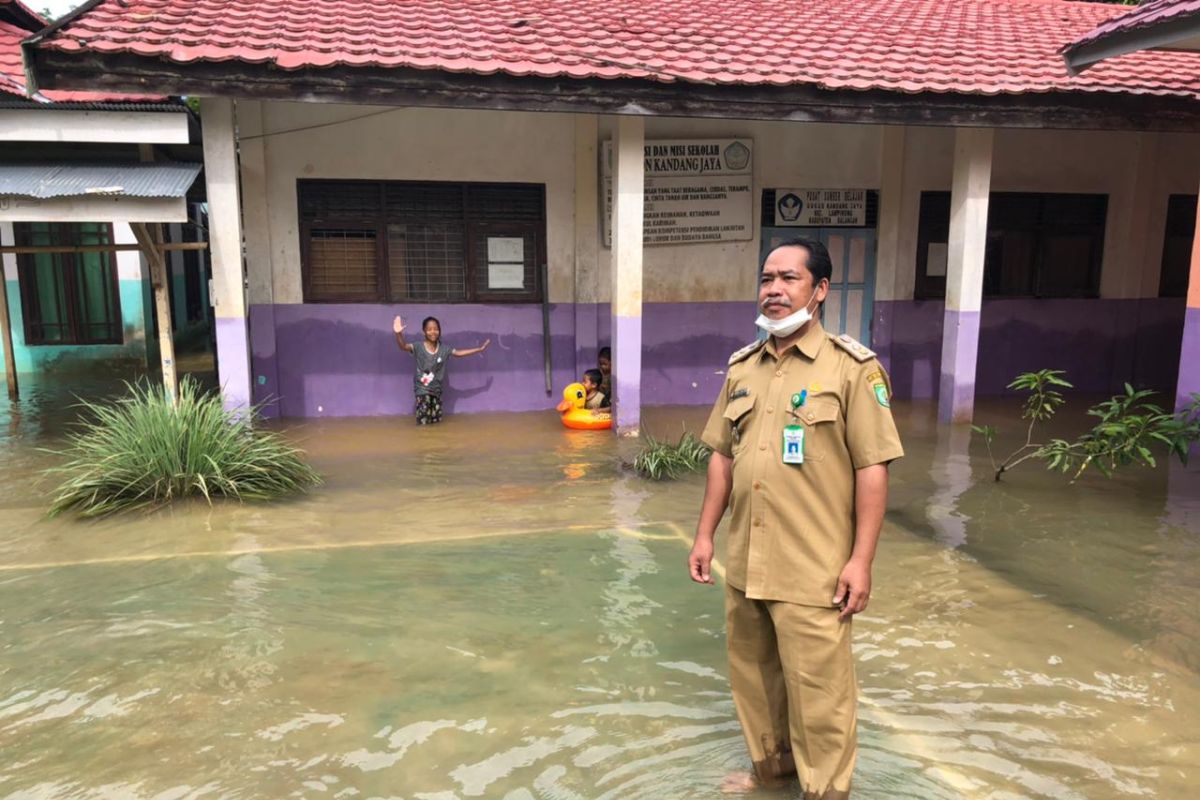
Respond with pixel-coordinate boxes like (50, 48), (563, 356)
(392, 316), (490, 425)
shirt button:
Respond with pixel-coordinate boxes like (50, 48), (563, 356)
(775, 370), (783, 377)
(753, 518), (762, 526)
(759, 444), (766, 451)
(753, 481), (761, 490)
(766, 406), (774, 414)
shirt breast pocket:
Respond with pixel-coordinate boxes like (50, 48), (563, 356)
(723, 395), (756, 454)
(798, 399), (840, 462)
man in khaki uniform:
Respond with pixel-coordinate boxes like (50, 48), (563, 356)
(688, 237), (903, 798)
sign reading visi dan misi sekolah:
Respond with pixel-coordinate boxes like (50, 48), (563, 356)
(602, 138), (754, 247)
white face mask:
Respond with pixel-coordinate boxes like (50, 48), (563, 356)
(755, 288), (820, 338)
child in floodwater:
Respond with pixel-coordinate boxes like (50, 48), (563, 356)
(597, 346), (612, 408)
(582, 368), (607, 410)
(392, 315), (490, 425)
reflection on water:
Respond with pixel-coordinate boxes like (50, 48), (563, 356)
(0, 383), (1198, 798)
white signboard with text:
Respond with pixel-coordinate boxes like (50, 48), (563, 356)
(602, 138), (754, 247)
(772, 189), (868, 227)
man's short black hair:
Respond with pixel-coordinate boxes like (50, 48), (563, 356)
(598, 346), (611, 360)
(766, 237), (833, 286)
(583, 368), (603, 387)
(421, 316), (440, 331)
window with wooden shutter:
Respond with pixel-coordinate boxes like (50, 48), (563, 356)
(1160, 194), (1196, 298)
(914, 192), (1106, 300)
(298, 180), (545, 303)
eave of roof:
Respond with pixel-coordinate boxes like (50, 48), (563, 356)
(1064, 0), (1200, 74)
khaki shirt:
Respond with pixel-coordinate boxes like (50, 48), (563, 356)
(701, 322), (904, 607)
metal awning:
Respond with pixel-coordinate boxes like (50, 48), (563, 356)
(0, 162), (201, 199)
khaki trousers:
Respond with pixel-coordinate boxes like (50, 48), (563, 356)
(725, 585), (857, 800)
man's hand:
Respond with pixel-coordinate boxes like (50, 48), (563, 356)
(479, 339), (491, 351)
(833, 558), (872, 620)
(688, 536), (716, 585)
(392, 316), (406, 335)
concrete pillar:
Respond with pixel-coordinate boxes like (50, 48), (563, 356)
(939, 128), (993, 424)
(573, 114), (600, 381)
(1175, 181), (1200, 416)
(610, 115), (644, 437)
(236, 100), (280, 417)
(201, 97), (252, 412)
(873, 125), (907, 367)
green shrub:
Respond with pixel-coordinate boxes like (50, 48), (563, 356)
(46, 377), (320, 517)
(973, 370), (1200, 482)
(631, 431), (711, 481)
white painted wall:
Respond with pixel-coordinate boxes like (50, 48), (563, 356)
(889, 126), (1200, 302)
(245, 102), (1200, 308)
(252, 102), (578, 305)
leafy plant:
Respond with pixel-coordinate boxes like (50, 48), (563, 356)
(973, 369), (1072, 480)
(45, 377), (321, 517)
(631, 430), (711, 481)
(1040, 387), (1200, 481)
(973, 370), (1200, 482)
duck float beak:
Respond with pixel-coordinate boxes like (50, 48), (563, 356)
(556, 400), (572, 412)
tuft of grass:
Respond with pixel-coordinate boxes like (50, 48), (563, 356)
(45, 377), (321, 518)
(631, 430), (711, 481)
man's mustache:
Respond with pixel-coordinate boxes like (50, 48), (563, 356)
(761, 296), (793, 310)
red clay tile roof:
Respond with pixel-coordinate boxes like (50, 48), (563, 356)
(1, 18), (166, 101)
(1067, 0), (1200, 56)
(31, 0), (1200, 99)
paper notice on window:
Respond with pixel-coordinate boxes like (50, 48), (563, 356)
(487, 237), (525, 289)
(488, 262), (525, 289)
(487, 237), (524, 263)
(926, 243), (948, 277)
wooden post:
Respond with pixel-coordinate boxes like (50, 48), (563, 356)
(132, 222), (178, 404)
(0, 267), (17, 401)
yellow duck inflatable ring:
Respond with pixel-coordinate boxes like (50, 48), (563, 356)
(556, 382), (612, 430)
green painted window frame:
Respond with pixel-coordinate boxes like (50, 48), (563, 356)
(14, 222), (123, 346)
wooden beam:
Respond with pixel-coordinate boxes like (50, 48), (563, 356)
(27, 48), (1200, 132)
(132, 221), (179, 405)
(0, 267), (17, 402)
(0, 242), (208, 255)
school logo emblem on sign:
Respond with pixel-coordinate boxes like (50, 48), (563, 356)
(724, 141), (751, 171)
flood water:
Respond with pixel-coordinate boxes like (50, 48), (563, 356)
(1, 375), (1198, 799)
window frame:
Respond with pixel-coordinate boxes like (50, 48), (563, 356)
(1159, 194), (1196, 299)
(914, 191), (1107, 301)
(14, 222), (123, 346)
(297, 179), (547, 304)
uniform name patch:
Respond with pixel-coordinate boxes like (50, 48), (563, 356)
(873, 383), (890, 408)
(730, 388), (750, 400)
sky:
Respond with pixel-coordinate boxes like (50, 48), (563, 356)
(35, 0), (84, 21)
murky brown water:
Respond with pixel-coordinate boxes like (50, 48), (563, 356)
(1, 375), (1198, 799)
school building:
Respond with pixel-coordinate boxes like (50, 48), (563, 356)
(19, 0), (1200, 432)
(0, 0), (207, 383)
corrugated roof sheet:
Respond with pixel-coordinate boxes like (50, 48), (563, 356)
(24, 0), (1200, 99)
(0, 163), (202, 198)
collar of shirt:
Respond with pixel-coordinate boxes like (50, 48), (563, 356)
(760, 321), (827, 363)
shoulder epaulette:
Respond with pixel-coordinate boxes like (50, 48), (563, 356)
(829, 332), (876, 362)
(728, 339), (767, 366)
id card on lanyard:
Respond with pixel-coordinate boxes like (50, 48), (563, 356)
(782, 425), (804, 465)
